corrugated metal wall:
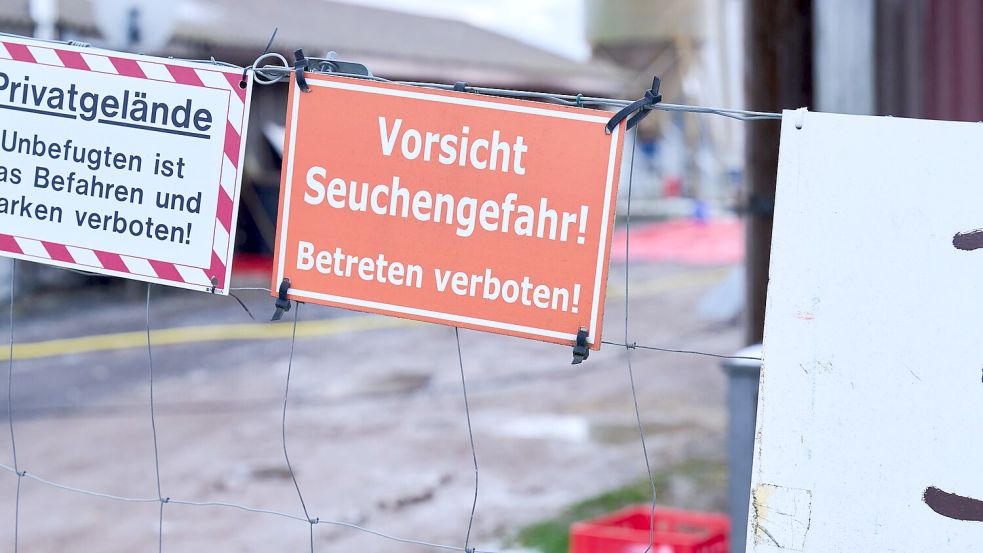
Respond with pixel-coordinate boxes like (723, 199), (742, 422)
(924, 0), (983, 121)
(878, 0), (983, 121)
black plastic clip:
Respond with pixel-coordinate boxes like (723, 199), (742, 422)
(571, 328), (590, 365)
(208, 275), (219, 294)
(271, 278), (292, 321)
(305, 53), (373, 77)
(453, 81), (469, 93)
(293, 49), (310, 92)
(605, 76), (662, 134)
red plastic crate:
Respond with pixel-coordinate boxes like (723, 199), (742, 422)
(570, 505), (729, 553)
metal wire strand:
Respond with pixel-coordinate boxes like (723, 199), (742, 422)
(0, 460), (481, 553)
(622, 131), (658, 553)
(6, 260), (18, 553)
(168, 498), (307, 522)
(240, 27), (278, 86)
(11, 463), (480, 553)
(624, 129), (637, 344)
(7, 260), (17, 473)
(146, 284), (165, 553)
(13, 475), (20, 552)
(0, 462), (158, 503)
(0, 29), (783, 121)
(281, 302), (316, 552)
(455, 328), (479, 553)
(626, 350), (658, 553)
(0, 30), (88, 47)
(225, 287), (274, 321)
(251, 52), (291, 85)
(248, 65), (783, 120)
(315, 519), (469, 552)
(227, 291), (256, 320)
(600, 340), (762, 362)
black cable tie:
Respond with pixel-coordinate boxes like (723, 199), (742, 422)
(241, 27), (278, 88)
(605, 76), (662, 134)
(271, 278), (292, 321)
(293, 49), (310, 93)
(571, 328), (590, 365)
(453, 81), (469, 93)
(208, 275), (218, 294)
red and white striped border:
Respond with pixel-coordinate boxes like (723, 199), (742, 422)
(0, 38), (251, 294)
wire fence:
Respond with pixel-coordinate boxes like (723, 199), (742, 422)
(0, 31), (769, 553)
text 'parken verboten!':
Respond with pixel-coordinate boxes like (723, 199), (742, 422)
(0, 35), (251, 294)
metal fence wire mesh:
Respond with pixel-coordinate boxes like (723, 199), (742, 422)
(0, 36), (768, 553)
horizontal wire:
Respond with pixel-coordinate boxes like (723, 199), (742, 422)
(0, 461), (158, 503)
(167, 498), (308, 523)
(248, 66), (782, 121)
(0, 461), (480, 552)
(0, 31), (781, 121)
(1, 338), (749, 421)
(314, 520), (465, 552)
(601, 340), (761, 361)
(7, 359), (614, 420)
(0, 31), (90, 48)
(171, 57), (240, 69)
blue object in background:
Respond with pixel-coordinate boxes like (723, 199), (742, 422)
(693, 199), (709, 223)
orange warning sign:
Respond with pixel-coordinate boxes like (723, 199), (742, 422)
(273, 74), (624, 348)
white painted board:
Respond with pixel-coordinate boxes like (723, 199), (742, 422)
(749, 110), (983, 552)
(0, 35), (252, 294)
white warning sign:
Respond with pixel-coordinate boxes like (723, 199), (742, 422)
(0, 35), (252, 293)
